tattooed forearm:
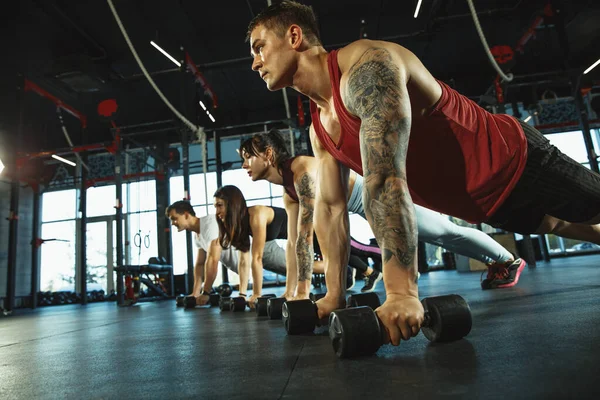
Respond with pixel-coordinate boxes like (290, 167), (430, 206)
(296, 173), (315, 225)
(296, 231), (314, 281)
(345, 47), (417, 268)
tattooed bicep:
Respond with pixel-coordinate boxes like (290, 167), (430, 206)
(343, 48), (404, 119)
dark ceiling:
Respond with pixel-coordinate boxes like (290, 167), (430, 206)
(4, 0), (600, 161)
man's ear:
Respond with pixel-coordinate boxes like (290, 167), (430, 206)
(289, 24), (303, 49)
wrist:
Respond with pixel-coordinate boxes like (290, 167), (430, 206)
(201, 290), (211, 296)
(383, 269), (419, 297)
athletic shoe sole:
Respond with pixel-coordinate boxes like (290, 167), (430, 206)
(496, 259), (527, 288)
(361, 272), (383, 293)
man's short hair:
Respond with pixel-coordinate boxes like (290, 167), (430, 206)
(246, 0), (321, 46)
(165, 200), (196, 217)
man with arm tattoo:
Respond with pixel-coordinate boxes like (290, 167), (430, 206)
(242, 129), (526, 295)
(247, 1), (600, 346)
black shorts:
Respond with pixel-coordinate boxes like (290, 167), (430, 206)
(486, 121), (600, 234)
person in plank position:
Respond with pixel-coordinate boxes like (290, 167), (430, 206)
(240, 129), (525, 295)
(246, 1), (600, 345)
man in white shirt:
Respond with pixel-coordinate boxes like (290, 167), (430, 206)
(166, 200), (287, 305)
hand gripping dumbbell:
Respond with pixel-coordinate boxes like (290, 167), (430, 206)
(254, 294), (278, 316)
(328, 294), (472, 358)
(230, 294), (274, 312)
(267, 292), (326, 320)
(282, 292), (380, 335)
(183, 291), (223, 309)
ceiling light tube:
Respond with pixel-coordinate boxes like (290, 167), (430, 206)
(199, 101), (207, 110)
(583, 58), (600, 75)
(52, 154), (76, 166)
(414, 0), (423, 18)
(208, 113), (215, 123)
(150, 41), (181, 67)
(524, 115), (532, 123)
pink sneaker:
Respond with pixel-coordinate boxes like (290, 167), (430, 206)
(481, 258), (527, 289)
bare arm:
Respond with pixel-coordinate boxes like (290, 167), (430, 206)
(249, 210), (268, 300)
(237, 249), (251, 296)
(202, 239), (221, 293)
(294, 166), (317, 296)
(310, 124), (350, 305)
(344, 47), (418, 290)
(283, 193), (300, 298)
(343, 46), (421, 344)
(192, 248), (206, 296)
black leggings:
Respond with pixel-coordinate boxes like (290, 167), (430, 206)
(487, 121), (600, 233)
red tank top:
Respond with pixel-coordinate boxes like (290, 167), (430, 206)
(310, 49), (527, 223)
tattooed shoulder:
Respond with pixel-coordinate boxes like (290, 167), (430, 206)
(343, 47), (402, 118)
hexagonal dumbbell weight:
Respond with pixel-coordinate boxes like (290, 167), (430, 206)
(230, 296), (248, 312)
(254, 294), (277, 316)
(219, 297), (233, 311)
(215, 284), (233, 298)
(282, 292), (378, 335)
(209, 293), (221, 307)
(328, 294), (472, 358)
(267, 293), (326, 321)
(184, 296), (197, 309)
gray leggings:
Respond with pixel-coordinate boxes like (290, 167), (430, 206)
(225, 240), (287, 275)
(349, 176), (513, 264)
(261, 240), (287, 275)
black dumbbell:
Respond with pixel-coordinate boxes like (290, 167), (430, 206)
(219, 297), (233, 311)
(255, 294), (277, 316)
(267, 297), (286, 319)
(267, 293), (325, 321)
(184, 296), (197, 309)
(215, 284), (233, 298)
(282, 292), (378, 335)
(209, 293), (221, 307)
(176, 295), (186, 307)
(230, 296), (251, 312)
(328, 294), (472, 358)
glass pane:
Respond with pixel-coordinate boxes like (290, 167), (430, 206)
(42, 190), (76, 222)
(170, 228), (189, 276)
(564, 238), (600, 254)
(271, 197), (284, 208)
(545, 234), (564, 254)
(545, 131), (589, 164)
(128, 211), (159, 265)
(86, 221), (108, 292)
(270, 183), (285, 198)
(128, 180), (157, 213)
(247, 198), (272, 206)
(222, 168), (271, 200)
(87, 185), (128, 217)
(40, 220), (76, 291)
(169, 175), (183, 205)
(169, 173), (218, 206)
(190, 172), (218, 206)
